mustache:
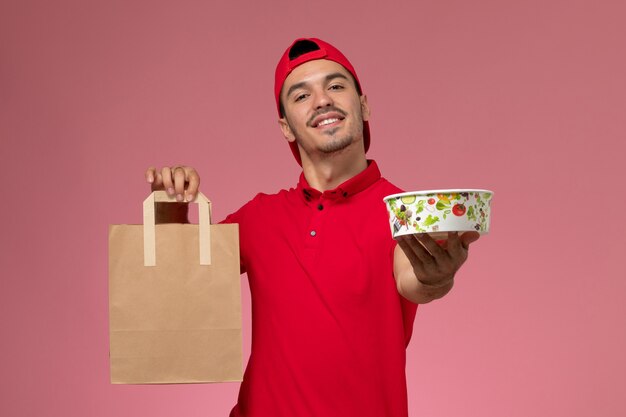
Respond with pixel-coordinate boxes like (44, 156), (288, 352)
(307, 107), (348, 126)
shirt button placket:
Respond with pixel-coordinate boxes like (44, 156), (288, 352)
(307, 198), (325, 243)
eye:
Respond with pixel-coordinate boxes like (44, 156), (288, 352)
(294, 93), (308, 102)
(329, 84), (344, 91)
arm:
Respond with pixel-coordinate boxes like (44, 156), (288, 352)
(145, 166), (201, 224)
(393, 231), (480, 304)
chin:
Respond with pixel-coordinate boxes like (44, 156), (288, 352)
(320, 136), (359, 154)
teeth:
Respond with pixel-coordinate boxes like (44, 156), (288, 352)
(318, 118), (339, 127)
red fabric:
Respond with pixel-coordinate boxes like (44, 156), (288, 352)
(223, 161), (418, 417)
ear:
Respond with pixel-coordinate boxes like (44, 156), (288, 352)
(278, 117), (296, 143)
(360, 95), (371, 122)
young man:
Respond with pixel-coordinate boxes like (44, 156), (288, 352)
(146, 38), (479, 417)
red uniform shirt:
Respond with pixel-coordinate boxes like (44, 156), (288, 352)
(223, 161), (418, 417)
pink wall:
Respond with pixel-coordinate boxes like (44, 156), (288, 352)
(1, 0), (624, 416)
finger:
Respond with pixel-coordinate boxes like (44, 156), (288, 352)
(403, 234), (437, 266)
(147, 167), (166, 191)
(153, 172), (164, 191)
(172, 167), (187, 201)
(145, 167), (156, 184)
(161, 167), (175, 195)
(396, 236), (427, 278)
(446, 231), (468, 262)
(460, 231), (480, 250)
(184, 168), (200, 202)
(414, 233), (449, 263)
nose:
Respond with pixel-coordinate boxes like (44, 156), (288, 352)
(313, 88), (333, 109)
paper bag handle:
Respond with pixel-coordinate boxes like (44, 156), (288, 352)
(143, 191), (212, 266)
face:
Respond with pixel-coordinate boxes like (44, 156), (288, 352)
(278, 59), (370, 160)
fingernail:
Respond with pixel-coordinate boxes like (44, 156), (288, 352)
(186, 193), (195, 202)
(147, 175), (153, 183)
(176, 194), (183, 202)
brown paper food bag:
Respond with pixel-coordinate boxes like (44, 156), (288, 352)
(108, 191), (242, 384)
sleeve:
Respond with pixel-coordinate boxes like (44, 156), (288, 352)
(220, 208), (243, 226)
(219, 200), (252, 274)
(219, 194), (265, 275)
(401, 296), (418, 347)
(389, 239), (419, 347)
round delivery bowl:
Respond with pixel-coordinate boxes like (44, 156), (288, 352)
(383, 189), (494, 239)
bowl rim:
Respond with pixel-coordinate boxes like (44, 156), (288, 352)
(383, 189), (494, 202)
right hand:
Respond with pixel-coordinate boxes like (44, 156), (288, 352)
(145, 166), (200, 202)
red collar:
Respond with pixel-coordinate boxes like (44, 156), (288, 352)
(297, 160), (381, 202)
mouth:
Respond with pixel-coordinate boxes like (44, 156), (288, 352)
(310, 111), (346, 129)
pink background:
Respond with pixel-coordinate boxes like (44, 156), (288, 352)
(1, 0), (625, 416)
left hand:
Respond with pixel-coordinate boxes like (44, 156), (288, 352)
(394, 231), (480, 303)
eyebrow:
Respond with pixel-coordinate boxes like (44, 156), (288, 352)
(285, 72), (350, 99)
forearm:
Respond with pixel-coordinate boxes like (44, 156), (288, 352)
(155, 202), (189, 224)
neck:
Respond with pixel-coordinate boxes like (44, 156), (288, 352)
(300, 150), (368, 191)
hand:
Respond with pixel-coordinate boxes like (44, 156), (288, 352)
(145, 166), (200, 202)
(394, 231), (480, 303)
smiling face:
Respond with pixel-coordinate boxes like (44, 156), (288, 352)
(278, 59), (370, 162)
